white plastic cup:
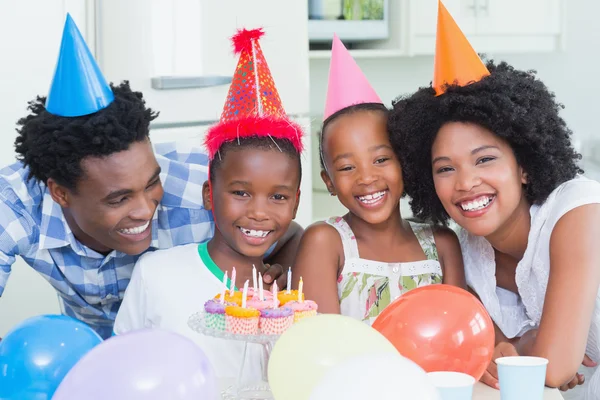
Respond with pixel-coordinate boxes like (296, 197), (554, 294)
(427, 371), (475, 400)
(496, 356), (549, 400)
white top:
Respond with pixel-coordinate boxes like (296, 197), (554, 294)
(113, 243), (262, 381)
(460, 176), (600, 400)
(326, 217), (442, 325)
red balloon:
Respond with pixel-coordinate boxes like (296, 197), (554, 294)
(372, 284), (495, 380)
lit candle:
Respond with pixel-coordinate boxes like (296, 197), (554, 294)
(220, 270), (228, 304)
(286, 267), (292, 294)
(272, 280), (278, 308)
(258, 272), (264, 301)
(298, 276), (303, 303)
(230, 267), (236, 296)
(252, 264), (257, 296)
(241, 279), (249, 308)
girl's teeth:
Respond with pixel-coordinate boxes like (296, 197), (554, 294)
(119, 221), (150, 235)
(358, 191), (386, 204)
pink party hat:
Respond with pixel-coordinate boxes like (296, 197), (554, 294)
(323, 34), (382, 121)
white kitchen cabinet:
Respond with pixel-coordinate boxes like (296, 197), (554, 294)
(97, 0), (310, 125)
(412, 0), (476, 37)
(409, 0), (565, 55)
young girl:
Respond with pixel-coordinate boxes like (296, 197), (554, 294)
(114, 28), (304, 380)
(292, 35), (465, 325)
(389, 4), (600, 398)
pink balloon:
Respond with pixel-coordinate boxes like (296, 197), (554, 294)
(52, 329), (218, 400)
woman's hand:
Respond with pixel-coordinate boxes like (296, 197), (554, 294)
(480, 341), (520, 389)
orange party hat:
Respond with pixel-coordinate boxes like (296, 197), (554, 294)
(433, 0), (490, 95)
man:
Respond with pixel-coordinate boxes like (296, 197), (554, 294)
(0, 15), (296, 339)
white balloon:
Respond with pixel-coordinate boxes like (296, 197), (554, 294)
(309, 352), (440, 400)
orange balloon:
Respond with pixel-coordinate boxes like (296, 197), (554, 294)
(371, 284), (494, 380)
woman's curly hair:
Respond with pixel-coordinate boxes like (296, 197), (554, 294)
(388, 60), (582, 225)
(15, 81), (158, 190)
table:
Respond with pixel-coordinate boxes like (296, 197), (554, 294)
(473, 382), (564, 399)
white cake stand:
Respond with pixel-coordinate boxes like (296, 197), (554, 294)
(188, 311), (281, 400)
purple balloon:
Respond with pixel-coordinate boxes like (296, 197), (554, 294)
(52, 329), (218, 400)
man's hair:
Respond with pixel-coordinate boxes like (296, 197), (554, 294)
(15, 81), (159, 190)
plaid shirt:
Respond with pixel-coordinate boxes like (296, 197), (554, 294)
(0, 142), (214, 338)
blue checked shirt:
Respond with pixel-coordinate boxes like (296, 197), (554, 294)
(0, 142), (214, 339)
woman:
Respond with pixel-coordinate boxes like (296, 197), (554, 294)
(389, 60), (600, 400)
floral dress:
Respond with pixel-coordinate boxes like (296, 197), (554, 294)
(327, 217), (443, 326)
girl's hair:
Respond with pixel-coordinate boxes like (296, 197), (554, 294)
(388, 60), (583, 225)
(319, 103), (389, 170)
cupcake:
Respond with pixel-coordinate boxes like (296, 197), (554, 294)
(225, 305), (260, 334)
(247, 296), (280, 311)
(204, 299), (227, 331)
(259, 307), (294, 335)
(214, 291), (243, 306)
(277, 290), (304, 306)
(285, 300), (318, 322)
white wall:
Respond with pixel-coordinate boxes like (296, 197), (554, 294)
(0, 1), (88, 336)
(309, 0), (600, 219)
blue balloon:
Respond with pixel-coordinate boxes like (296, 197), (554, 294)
(45, 13), (114, 117)
(0, 315), (103, 399)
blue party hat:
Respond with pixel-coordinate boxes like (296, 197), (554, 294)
(46, 14), (114, 117)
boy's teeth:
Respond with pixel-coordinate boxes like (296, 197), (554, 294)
(119, 221), (150, 235)
(460, 196), (493, 211)
(239, 227), (270, 238)
(358, 190), (386, 204)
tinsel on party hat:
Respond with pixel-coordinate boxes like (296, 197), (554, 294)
(204, 28), (303, 159)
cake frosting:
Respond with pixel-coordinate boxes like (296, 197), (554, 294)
(260, 307), (293, 318)
(285, 300), (318, 312)
(277, 290), (304, 306)
(247, 297), (280, 310)
(204, 299), (226, 314)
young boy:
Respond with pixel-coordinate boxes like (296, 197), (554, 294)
(114, 28), (304, 380)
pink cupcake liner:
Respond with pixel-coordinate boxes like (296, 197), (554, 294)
(259, 315), (294, 335)
(226, 315), (259, 335)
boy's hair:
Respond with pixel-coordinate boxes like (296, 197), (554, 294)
(388, 60), (583, 225)
(208, 136), (302, 184)
(319, 103), (389, 171)
(15, 81), (158, 190)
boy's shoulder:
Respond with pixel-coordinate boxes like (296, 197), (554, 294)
(137, 243), (201, 276)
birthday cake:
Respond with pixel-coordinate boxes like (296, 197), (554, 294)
(204, 267), (318, 336)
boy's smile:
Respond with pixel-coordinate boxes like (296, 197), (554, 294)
(203, 145), (300, 261)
